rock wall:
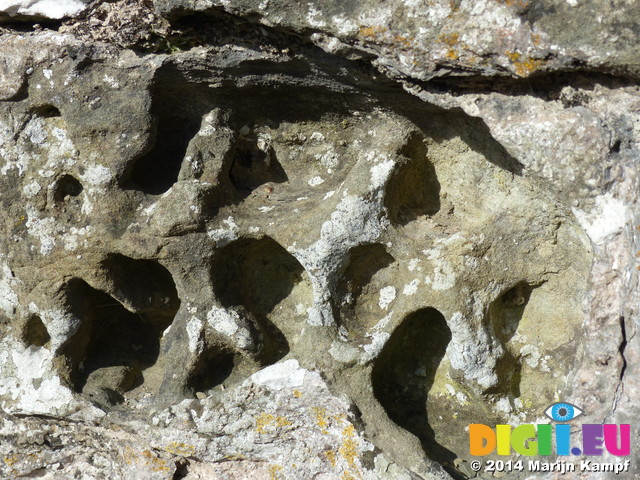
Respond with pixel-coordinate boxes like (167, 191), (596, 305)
(0, 1), (637, 479)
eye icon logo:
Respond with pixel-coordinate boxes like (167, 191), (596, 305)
(544, 402), (583, 422)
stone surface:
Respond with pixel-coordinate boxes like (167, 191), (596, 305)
(0, 1), (637, 479)
(154, 0), (640, 79)
(0, 0), (89, 20)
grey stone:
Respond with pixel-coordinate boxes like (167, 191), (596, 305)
(154, 0), (640, 79)
(0, 1), (637, 479)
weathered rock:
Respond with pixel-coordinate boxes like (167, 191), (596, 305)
(0, 1), (637, 479)
(0, 0), (90, 21)
(154, 0), (640, 79)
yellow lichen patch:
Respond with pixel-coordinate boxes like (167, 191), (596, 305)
(338, 425), (359, 470)
(224, 454), (247, 461)
(123, 448), (172, 474)
(506, 50), (521, 62)
(3, 455), (18, 467)
(269, 464), (283, 480)
(311, 407), (329, 433)
(331, 413), (347, 424)
(141, 449), (172, 473)
(439, 34), (461, 61)
(324, 450), (337, 467)
(276, 416), (292, 427)
(438, 32), (460, 46)
(495, 0), (530, 7)
(341, 471), (357, 480)
(505, 51), (545, 77)
(123, 447), (136, 465)
(123, 447), (171, 473)
(358, 25), (387, 39)
(293, 389), (302, 398)
(256, 412), (292, 433)
(164, 441), (196, 457)
(256, 412), (276, 433)
(514, 58), (545, 77)
(393, 35), (414, 48)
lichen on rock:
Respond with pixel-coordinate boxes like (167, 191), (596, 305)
(0, 1), (638, 479)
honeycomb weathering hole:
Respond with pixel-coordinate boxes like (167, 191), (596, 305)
(210, 236), (311, 364)
(30, 104), (61, 118)
(335, 243), (395, 339)
(128, 68), (205, 195)
(492, 282), (533, 345)
(22, 314), (50, 348)
(229, 135), (288, 194)
(130, 111), (201, 194)
(52, 174), (83, 203)
(99, 254), (181, 332)
(57, 258), (180, 404)
(372, 307), (456, 465)
(186, 345), (237, 394)
(486, 282), (534, 397)
(59, 280), (158, 397)
(385, 133), (440, 226)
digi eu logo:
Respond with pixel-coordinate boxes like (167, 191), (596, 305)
(469, 402), (631, 456)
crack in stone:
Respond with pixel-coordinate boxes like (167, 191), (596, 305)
(608, 315), (630, 421)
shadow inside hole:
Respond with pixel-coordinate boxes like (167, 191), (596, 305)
(491, 282), (533, 344)
(22, 314), (50, 347)
(372, 307), (457, 467)
(211, 237), (306, 364)
(222, 85), (370, 130)
(99, 254), (181, 332)
(30, 104), (61, 118)
(128, 66), (207, 195)
(125, 54), (371, 197)
(489, 351), (523, 398)
(228, 135), (288, 195)
(335, 243), (395, 338)
(186, 344), (236, 394)
(52, 174), (83, 203)
(485, 282), (533, 397)
(385, 132), (441, 226)
(130, 112), (202, 195)
(59, 279), (171, 400)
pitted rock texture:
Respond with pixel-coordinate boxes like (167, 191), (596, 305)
(0, 1), (638, 479)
